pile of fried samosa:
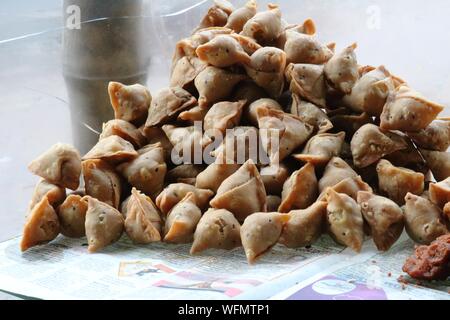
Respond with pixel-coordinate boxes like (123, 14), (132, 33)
(22, 1), (450, 267)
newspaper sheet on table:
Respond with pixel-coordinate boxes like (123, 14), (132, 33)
(0, 235), (344, 300)
(271, 234), (450, 300)
(0, 234), (448, 300)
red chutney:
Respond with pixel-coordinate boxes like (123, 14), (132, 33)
(402, 234), (450, 280)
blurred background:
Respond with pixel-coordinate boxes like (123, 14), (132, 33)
(0, 0), (450, 263)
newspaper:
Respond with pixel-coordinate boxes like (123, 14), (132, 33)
(0, 235), (344, 299)
(271, 235), (450, 300)
(0, 234), (448, 300)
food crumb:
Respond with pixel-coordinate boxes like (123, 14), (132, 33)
(397, 275), (409, 285)
(387, 272), (392, 277)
